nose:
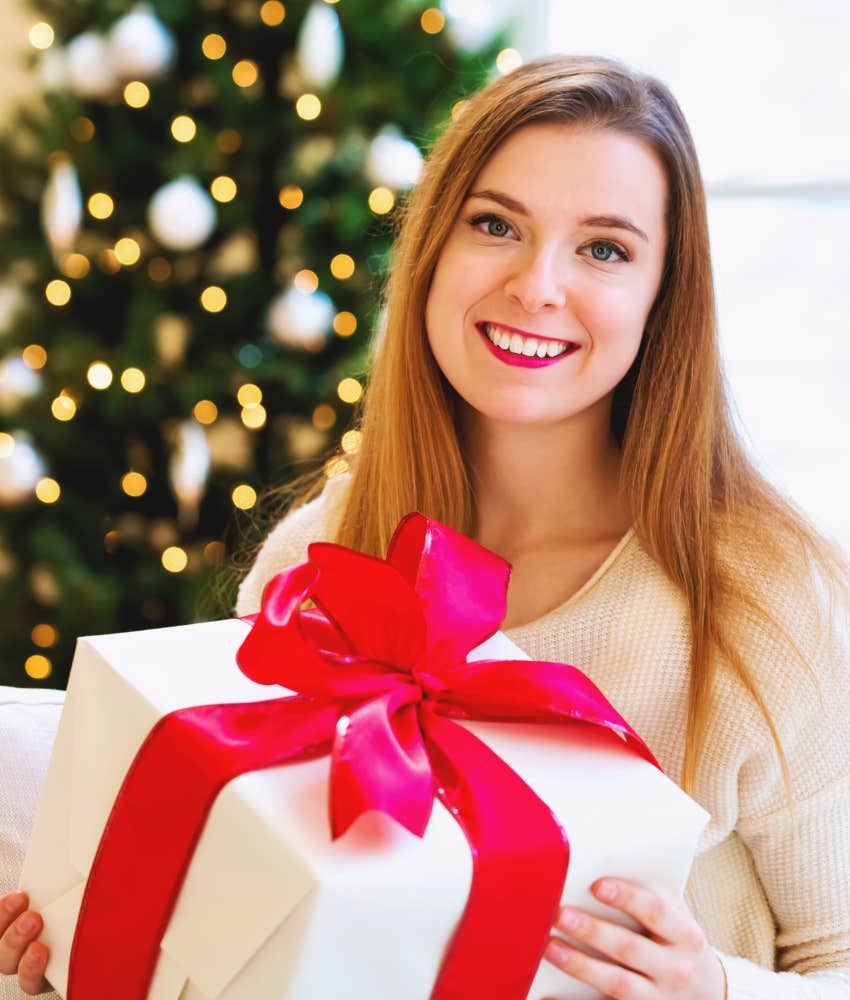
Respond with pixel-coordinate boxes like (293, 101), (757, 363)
(502, 244), (568, 313)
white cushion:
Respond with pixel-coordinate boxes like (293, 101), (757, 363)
(0, 686), (63, 1000)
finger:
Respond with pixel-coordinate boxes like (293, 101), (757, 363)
(0, 892), (28, 936)
(544, 936), (654, 1000)
(555, 905), (666, 981)
(593, 879), (704, 950)
(18, 941), (50, 996)
(0, 911), (43, 977)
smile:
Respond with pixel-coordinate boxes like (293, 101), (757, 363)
(476, 322), (580, 368)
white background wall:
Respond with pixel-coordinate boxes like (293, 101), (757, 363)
(505, 0), (850, 556)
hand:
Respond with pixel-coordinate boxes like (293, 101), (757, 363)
(0, 892), (52, 995)
(542, 877), (727, 1000)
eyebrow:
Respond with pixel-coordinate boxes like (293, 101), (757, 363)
(466, 188), (650, 244)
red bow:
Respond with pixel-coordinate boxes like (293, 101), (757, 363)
(68, 513), (659, 999)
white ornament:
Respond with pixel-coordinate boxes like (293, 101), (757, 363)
(0, 358), (42, 415)
(0, 433), (46, 505)
(41, 157), (83, 263)
(442, 0), (497, 52)
(267, 286), (335, 351)
(109, 4), (176, 81)
(365, 126), (423, 191)
(296, 2), (344, 90)
(148, 177), (217, 252)
(40, 47), (68, 91)
(65, 32), (118, 99)
(169, 421), (210, 530)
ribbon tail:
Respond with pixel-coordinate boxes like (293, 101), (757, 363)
(422, 710), (569, 1000)
(67, 696), (343, 1000)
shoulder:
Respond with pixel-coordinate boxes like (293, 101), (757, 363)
(234, 472), (351, 617)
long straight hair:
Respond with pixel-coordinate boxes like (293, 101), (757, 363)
(242, 54), (850, 801)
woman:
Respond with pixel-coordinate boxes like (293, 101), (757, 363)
(3, 53), (849, 999)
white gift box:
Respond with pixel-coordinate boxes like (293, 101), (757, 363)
(21, 618), (709, 1000)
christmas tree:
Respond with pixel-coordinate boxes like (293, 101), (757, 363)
(0, 0), (513, 688)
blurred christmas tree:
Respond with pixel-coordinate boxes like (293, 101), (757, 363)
(0, 0), (514, 688)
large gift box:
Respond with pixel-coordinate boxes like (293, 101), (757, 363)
(21, 513), (709, 1000)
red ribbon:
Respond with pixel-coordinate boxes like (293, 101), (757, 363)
(68, 512), (660, 999)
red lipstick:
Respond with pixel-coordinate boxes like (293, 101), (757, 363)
(476, 323), (580, 369)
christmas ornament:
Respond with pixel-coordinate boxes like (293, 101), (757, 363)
(148, 177), (217, 252)
(208, 231), (259, 279)
(0, 432), (46, 505)
(0, 357), (42, 415)
(365, 126), (423, 190)
(266, 286), (335, 351)
(296, 2), (344, 90)
(39, 47), (68, 91)
(109, 5), (176, 80)
(41, 156), (83, 264)
(442, 0), (497, 52)
(65, 32), (118, 99)
(168, 421), (210, 530)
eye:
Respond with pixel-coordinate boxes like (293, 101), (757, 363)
(468, 212), (516, 239)
(582, 239), (631, 263)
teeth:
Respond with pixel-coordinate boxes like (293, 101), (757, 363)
(483, 323), (571, 358)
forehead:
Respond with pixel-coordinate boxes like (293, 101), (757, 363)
(470, 123), (668, 236)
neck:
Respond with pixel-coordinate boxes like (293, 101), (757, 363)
(462, 399), (631, 560)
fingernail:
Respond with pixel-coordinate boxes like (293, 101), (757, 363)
(597, 879), (618, 901)
(545, 940), (573, 963)
(17, 915), (37, 935)
(3, 893), (24, 914)
(558, 908), (582, 930)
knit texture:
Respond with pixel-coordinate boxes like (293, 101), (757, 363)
(235, 472), (850, 999)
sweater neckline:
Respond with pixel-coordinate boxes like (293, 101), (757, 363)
(501, 526), (636, 637)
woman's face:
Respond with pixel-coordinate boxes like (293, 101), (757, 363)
(424, 123), (669, 429)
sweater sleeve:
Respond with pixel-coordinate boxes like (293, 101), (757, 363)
(234, 473), (351, 618)
(713, 571), (850, 999)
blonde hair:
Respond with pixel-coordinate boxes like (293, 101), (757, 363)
(237, 54), (850, 801)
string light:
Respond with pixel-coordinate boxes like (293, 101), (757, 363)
(87, 362), (113, 389)
(200, 285), (227, 312)
(231, 484), (257, 509)
(114, 237), (141, 266)
(341, 429), (361, 454)
(420, 8), (445, 33)
(368, 186), (395, 214)
(35, 478), (61, 504)
(31, 624), (57, 648)
(260, 1), (286, 25)
(121, 471), (147, 497)
(337, 377), (363, 404)
(279, 185), (303, 209)
(216, 129), (242, 153)
(294, 269), (318, 293)
(29, 22), (54, 49)
(0, 432), (13, 458)
(98, 248), (122, 274)
(51, 393), (76, 421)
(312, 403), (336, 429)
(45, 279), (71, 306)
(88, 192), (114, 219)
(295, 94), (321, 120)
(232, 60), (259, 88)
(161, 546), (188, 573)
(171, 115), (197, 142)
(70, 117), (95, 142)
(210, 175), (237, 202)
(148, 257), (172, 282)
(330, 253), (355, 280)
(124, 81), (150, 108)
(496, 49), (523, 74)
(240, 405), (266, 429)
(22, 344), (47, 369)
(236, 383), (262, 407)
(324, 455), (349, 477)
(120, 367), (146, 393)
(61, 253), (90, 279)
(104, 530), (120, 553)
(202, 33), (226, 59)
(193, 399), (218, 424)
(333, 311), (357, 337)
(25, 655), (52, 680)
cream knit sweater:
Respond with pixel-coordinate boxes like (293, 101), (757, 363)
(235, 473), (850, 1000)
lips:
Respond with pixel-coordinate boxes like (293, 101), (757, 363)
(476, 321), (578, 347)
